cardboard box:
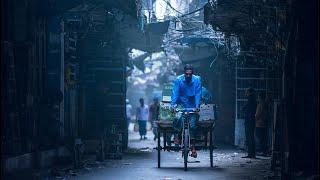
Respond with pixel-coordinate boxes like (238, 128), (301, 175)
(199, 104), (215, 121)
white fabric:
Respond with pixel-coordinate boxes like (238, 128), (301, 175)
(136, 105), (149, 121)
(126, 104), (132, 118)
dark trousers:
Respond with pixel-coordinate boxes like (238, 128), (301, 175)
(173, 113), (199, 139)
(245, 121), (256, 157)
(152, 122), (158, 138)
(255, 127), (268, 153)
(138, 120), (147, 136)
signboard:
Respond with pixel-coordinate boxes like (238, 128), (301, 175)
(162, 83), (173, 102)
(162, 96), (171, 102)
(199, 104), (215, 121)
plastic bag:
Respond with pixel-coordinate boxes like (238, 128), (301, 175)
(134, 122), (139, 132)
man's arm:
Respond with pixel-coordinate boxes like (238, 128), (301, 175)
(136, 108), (139, 121)
(171, 79), (180, 107)
(195, 77), (202, 108)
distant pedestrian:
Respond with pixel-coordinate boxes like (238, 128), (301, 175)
(255, 92), (268, 156)
(136, 98), (149, 140)
(242, 87), (257, 158)
(149, 97), (160, 141)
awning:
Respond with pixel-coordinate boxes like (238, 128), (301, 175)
(174, 44), (217, 63)
(118, 19), (170, 53)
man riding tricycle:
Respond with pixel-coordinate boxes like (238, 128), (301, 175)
(156, 64), (216, 171)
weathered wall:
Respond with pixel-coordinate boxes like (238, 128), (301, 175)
(198, 52), (235, 145)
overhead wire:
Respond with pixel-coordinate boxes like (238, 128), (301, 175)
(157, 0), (237, 69)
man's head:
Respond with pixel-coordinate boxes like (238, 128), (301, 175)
(245, 87), (255, 97)
(184, 64), (193, 82)
(153, 97), (159, 104)
(258, 92), (266, 101)
(139, 98), (144, 106)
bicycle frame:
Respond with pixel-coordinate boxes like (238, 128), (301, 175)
(156, 107), (215, 170)
(181, 112), (191, 149)
(176, 109), (197, 146)
(175, 108), (197, 171)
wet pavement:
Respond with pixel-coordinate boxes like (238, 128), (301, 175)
(52, 123), (280, 180)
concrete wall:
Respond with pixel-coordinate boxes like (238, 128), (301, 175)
(198, 53), (235, 145)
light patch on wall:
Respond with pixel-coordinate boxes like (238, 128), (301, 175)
(153, 0), (191, 20)
(129, 48), (147, 59)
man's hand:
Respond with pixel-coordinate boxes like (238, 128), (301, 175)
(170, 104), (177, 113)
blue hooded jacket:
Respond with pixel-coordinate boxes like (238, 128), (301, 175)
(171, 74), (202, 109)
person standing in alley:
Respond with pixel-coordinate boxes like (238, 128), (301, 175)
(265, 93), (273, 153)
(201, 86), (213, 104)
(242, 87), (257, 158)
(136, 98), (149, 140)
(149, 97), (160, 141)
(255, 92), (269, 156)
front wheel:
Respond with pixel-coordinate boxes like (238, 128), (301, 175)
(183, 129), (189, 171)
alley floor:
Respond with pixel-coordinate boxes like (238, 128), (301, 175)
(50, 123), (279, 180)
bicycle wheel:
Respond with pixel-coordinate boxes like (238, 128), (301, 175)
(183, 129), (189, 171)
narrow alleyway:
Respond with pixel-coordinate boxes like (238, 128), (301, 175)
(47, 125), (276, 180)
(1, 0), (318, 179)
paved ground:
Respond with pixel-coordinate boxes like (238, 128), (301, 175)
(3, 123), (281, 180)
(57, 123), (279, 180)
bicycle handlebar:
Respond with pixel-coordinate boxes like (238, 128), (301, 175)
(175, 108), (198, 113)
